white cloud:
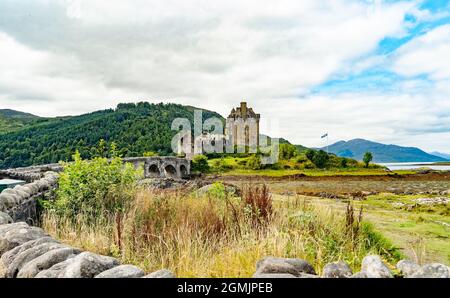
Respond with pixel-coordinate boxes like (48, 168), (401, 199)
(0, 0), (448, 152)
(393, 24), (450, 80)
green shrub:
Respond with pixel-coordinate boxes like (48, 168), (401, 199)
(50, 151), (140, 221)
(246, 155), (262, 170)
(279, 144), (299, 160)
(206, 182), (227, 200)
(192, 154), (210, 173)
(211, 158), (233, 172)
(295, 155), (308, 163)
(312, 150), (329, 169)
(143, 151), (158, 157)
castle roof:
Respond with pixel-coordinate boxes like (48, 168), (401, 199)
(228, 102), (260, 119)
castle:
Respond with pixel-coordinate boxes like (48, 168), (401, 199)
(225, 102), (260, 149)
(185, 101), (260, 156)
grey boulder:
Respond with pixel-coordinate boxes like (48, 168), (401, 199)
(58, 252), (119, 278)
(143, 269), (176, 278)
(1, 236), (57, 269)
(255, 257), (316, 277)
(322, 261), (353, 278)
(361, 255), (393, 278)
(95, 265), (145, 278)
(0, 222), (47, 255)
(396, 260), (421, 277)
(351, 271), (368, 278)
(6, 242), (66, 278)
(0, 192), (20, 207)
(408, 263), (449, 278)
(252, 272), (297, 278)
(0, 212), (13, 224)
(35, 257), (77, 278)
(17, 247), (80, 278)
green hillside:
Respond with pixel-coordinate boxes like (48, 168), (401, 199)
(0, 102), (223, 169)
(0, 109), (44, 133)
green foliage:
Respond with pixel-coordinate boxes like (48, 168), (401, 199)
(143, 151), (158, 157)
(211, 158), (233, 171)
(312, 150), (329, 169)
(206, 182), (227, 200)
(360, 222), (403, 262)
(246, 154), (263, 170)
(0, 102), (223, 169)
(363, 152), (373, 168)
(340, 157), (348, 168)
(279, 143), (299, 160)
(305, 149), (316, 161)
(0, 109), (45, 134)
(192, 154), (210, 173)
(50, 151), (140, 221)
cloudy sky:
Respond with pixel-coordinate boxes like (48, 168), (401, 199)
(0, 0), (449, 152)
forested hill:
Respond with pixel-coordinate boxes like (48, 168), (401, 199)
(0, 109), (44, 133)
(0, 102), (223, 169)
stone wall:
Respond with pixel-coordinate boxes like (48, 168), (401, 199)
(0, 221), (176, 278)
(0, 171), (59, 224)
(0, 164), (62, 182)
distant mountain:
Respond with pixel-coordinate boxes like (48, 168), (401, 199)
(0, 109), (40, 120)
(0, 109), (43, 133)
(430, 151), (450, 160)
(322, 138), (447, 163)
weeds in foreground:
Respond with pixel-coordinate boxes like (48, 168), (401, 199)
(42, 185), (401, 277)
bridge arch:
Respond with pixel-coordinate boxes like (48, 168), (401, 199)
(126, 157), (190, 179)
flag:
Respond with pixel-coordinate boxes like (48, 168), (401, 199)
(321, 133), (328, 139)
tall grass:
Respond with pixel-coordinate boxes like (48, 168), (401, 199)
(42, 185), (401, 277)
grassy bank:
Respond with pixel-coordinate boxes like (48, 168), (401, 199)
(41, 186), (401, 277)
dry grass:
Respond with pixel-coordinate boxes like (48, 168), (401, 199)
(42, 184), (401, 277)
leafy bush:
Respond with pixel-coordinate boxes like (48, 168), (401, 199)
(143, 151), (158, 157)
(211, 158), (233, 172)
(279, 144), (299, 160)
(191, 154), (210, 173)
(246, 154), (262, 170)
(305, 149), (316, 161)
(50, 151), (140, 221)
(312, 150), (329, 169)
(206, 182), (227, 200)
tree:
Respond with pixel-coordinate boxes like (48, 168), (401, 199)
(279, 144), (299, 160)
(191, 154), (210, 173)
(363, 152), (373, 168)
(246, 154), (262, 170)
(305, 149), (316, 161)
(312, 150), (329, 169)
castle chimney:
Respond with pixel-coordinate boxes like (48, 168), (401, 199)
(240, 102), (247, 118)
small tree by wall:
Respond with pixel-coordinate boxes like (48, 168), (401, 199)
(363, 152), (373, 168)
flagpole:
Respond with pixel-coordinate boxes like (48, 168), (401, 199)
(326, 133), (329, 154)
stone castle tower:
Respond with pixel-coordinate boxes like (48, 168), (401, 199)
(225, 102), (260, 150)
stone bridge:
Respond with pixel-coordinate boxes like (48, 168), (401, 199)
(122, 157), (190, 179)
(0, 156), (191, 182)
(0, 156), (191, 223)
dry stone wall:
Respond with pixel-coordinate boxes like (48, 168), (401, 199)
(0, 171), (59, 224)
